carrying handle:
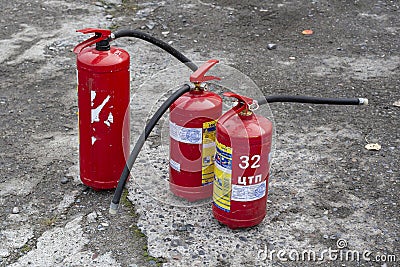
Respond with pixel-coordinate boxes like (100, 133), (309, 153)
(189, 59), (221, 83)
(73, 28), (111, 54)
(223, 92), (259, 112)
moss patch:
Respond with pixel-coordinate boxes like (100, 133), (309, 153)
(121, 189), (166, 266)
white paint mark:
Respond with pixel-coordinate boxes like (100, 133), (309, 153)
(91, 95), (110, 123)
(91, 91), (96, 106)
(104, 112), (114, 127)
(91, 136), (97, 145)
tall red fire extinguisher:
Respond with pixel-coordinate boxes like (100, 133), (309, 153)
(74, 28), (130, 190)
(169, 59), (222, 201)
(212, 92), (273, 228)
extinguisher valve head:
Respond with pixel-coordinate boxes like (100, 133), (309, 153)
(223, 92), (258, 115)
(74, 28), (112, 54)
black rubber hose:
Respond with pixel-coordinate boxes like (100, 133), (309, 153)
(110, 84), (191, 213)
(113, 29), (198, 72)
(111, 29), (367, 107)
(260, 95), (367, 105)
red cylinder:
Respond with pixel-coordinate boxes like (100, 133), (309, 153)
(212, 95), (273, 228)
(76, 44), (130, 190)
(169, 90), (222, 201)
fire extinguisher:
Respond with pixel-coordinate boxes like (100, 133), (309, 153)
(212, 92), (273, 228)
(74, 28), (130, 190)
(169, 59), (222, 201)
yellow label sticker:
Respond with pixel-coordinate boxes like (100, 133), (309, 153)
(213, 140), (232, 212)
(201, 120), (217, 185)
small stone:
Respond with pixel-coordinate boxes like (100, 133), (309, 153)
(171, 239), (180, 247)
(146, 21), (156, 30)
(177, 225), (187, 232)
(239, 236), (248, 242)
(323, 234), (329, 239)
(172, 252), (182, 260)
(12, 207), (20, 214)
(289, 56), (296, 60)
(161, 31), (169, 36)
(105, 14), (113, 20)
(198, 250), (205, 255)
(323, 210), (329, 215)
(95, 2), (103, 7)
(87, 212), (97, 223)
(267, 43), (277, 50)
(97, 225), (105, 231)
(136, 9), (150, 18)
(101, 222), (109, 227)
(60, 177), (69, 184)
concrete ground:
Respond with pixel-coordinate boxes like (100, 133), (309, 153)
(0, 0), (399, 266)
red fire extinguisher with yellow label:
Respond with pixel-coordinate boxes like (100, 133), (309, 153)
(74, 28), (130, 190)
(212, 92), (273, 228)
(169, 59), (222, 201)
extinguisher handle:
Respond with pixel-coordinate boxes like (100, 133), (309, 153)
(73, 28), (112, 54)
(189, 59), (221, 83)
(223, 92), (258, 111)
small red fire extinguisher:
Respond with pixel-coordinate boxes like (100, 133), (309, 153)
(212, 92), (273, 228)
(74, 28), (130, 190)
(169, 59), (223, 201)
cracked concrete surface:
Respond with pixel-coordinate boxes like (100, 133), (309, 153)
(1, 0), (399, 266)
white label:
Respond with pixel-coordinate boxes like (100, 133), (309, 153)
(170, 158), (180, 172)
(231, 180), (266, 202)
(169, 121), (202, 144)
